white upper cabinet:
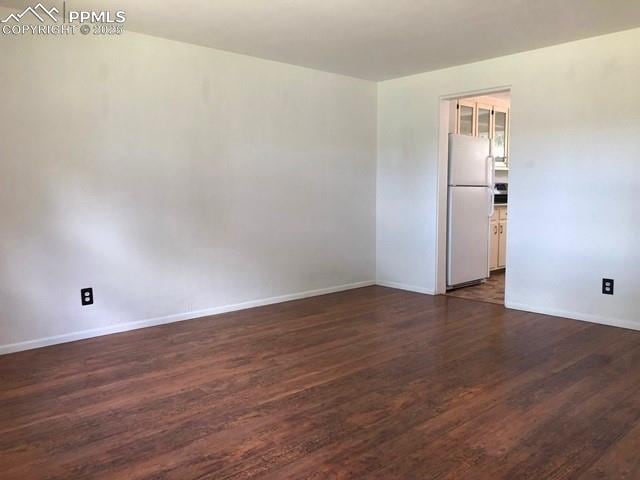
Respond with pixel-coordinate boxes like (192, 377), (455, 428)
(457, 100), (475, 136)
(492, 105), (509, 170)
(455, 96), (510, 170)
(476, 103), (492, 139)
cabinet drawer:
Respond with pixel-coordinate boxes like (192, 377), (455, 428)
(493, 206), (507, 221)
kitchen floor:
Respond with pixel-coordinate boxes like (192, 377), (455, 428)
(446, 270), (505, 305)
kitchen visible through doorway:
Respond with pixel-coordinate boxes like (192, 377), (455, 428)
(445, 90), (510, 305)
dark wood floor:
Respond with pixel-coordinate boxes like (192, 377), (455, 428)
(1, 287), (640, 479)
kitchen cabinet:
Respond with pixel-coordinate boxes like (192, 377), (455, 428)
(493, 105), (509, 169)
(490, 206), (508, 270)
(457, 100), (475, 136)
(455, 97), (510, 170)
(490, 220), (500, 270)
(498, 220), (507, 267)
(476, 103), (492, 139)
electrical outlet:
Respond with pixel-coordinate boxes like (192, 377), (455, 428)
(81, 288), (94, 306)
(602, 279), (614, 295)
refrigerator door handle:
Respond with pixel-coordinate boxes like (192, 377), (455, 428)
(485, 154), (495, 187)
(488, 187), (495, 217)
(486, 154), (495, 218)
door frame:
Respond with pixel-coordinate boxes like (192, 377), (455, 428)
(434, 86), (512, 295)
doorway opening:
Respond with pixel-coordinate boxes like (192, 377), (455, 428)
(435, 88), (511, 306)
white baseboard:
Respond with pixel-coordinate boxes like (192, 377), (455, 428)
(505, 301), (640, 332)
(0, 280), (375, 355)
(376, 280), (436, 295)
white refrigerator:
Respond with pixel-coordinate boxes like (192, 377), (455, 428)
(447, 134), (494, 288)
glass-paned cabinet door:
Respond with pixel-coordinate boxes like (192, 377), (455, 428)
(476, 104), (492, 139)
(493, 107), (509, 164)
(457, 101), (475, 136)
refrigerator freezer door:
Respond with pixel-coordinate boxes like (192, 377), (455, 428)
(447, 186), (491, 287)
(448, 134), (491, 186)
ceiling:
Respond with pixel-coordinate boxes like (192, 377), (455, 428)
(2, 0), (640, 80)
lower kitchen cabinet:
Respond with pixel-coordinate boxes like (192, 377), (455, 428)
(490, 220), (500, 270)
(490, 206), (507, 270)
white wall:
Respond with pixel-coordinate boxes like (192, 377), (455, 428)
(0, 17), (377, 351)
(3, 16), (639, 354)
(377, 28), (640, 329)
